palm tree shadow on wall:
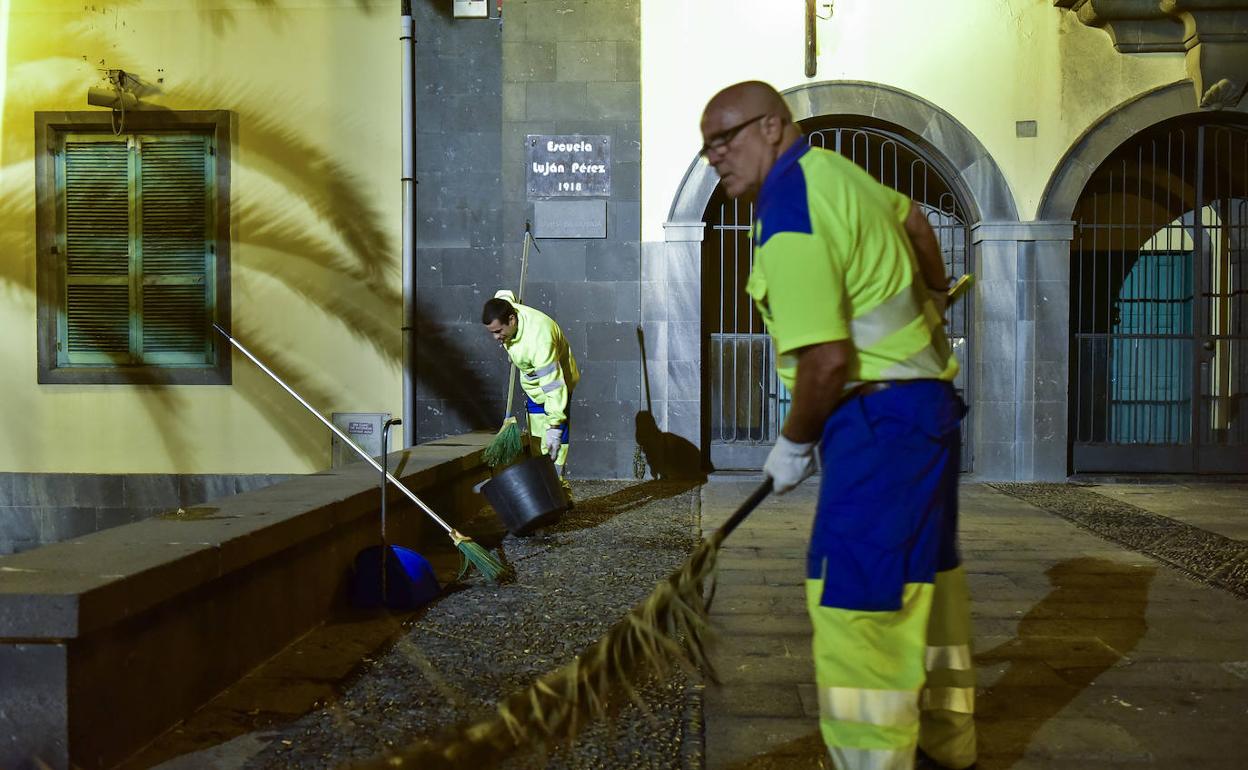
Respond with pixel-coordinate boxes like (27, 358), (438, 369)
(1, 64), (498, 466)
(105, 0), (384, 38)
(173, 80), (500, 457)
(635, 326), (707, 482)
(974, 557), (1156, 767)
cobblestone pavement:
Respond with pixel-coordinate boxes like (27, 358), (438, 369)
(700, 478), (1248, 770)
(136, 478), (1248, 770)
(991, 483), (1248, 599)
(138, 480), (706, 770)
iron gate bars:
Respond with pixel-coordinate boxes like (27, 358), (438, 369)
(1070, 119), (1248, 473)
(705, 124), (973, 471)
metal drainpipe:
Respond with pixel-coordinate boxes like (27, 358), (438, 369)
(400, 0), (416, 446)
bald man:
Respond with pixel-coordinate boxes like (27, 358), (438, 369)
(700, 81), (977, 770)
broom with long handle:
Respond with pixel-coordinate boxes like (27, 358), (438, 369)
(213, 325), (508, 582)
(482, 225), (536, 468)
(352, 479), (773, 769)
(350, 274), (980, 766)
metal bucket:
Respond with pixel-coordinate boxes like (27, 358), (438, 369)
(481, 455), (568, 536)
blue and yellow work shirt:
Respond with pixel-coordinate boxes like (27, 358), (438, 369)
(745, 142), (957, 391)
(494, 290), (579, 427)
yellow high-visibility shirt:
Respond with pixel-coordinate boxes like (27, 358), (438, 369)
(745, 143), (957, 391)
(495, 290), (579, 426)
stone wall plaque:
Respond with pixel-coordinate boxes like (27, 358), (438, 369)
(532, 200), (607, 239)
(526, 134), (611, 199)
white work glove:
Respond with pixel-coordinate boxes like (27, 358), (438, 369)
(763, 434), (818, 494)
(542, 426), (563, 461)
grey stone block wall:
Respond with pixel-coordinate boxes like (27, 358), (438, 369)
(412, 1), (645, 479)
(970, 222), (1074, 481)
(500, 0), (643, 478)
(413, 4), (509, 445)
(0, 473), (291, 554)
(641, 236), (703, 452)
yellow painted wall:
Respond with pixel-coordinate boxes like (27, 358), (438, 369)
(640, 0), (1187, 241)
(1, 0), (402, 473)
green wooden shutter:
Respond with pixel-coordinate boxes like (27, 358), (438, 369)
(56, 132), (216, 369)
(137, 135), (213, 364)
(59, 137), (133, 364)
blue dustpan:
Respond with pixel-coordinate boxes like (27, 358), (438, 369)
(350, 418), (442, 610)
(350, 544), (441, 609)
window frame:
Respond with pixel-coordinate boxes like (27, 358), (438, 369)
(35, 110), (232, 385)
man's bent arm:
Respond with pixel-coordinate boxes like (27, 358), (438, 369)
(781, 340), (852, 443)
(903, 203), (949, 291)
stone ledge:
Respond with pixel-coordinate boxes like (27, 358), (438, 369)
(971, 220), (1075, 243)
(0, 432), (492, 770)
(662, 220), (707, 242)
(0, 438), (487, 640)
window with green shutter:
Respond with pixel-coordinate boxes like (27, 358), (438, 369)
(36, 112), (231, 384)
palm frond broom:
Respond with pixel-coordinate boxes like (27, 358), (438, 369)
(352, 480), (773, 769)
(349, 271), (977, 764)
(214, 325), (510, 582)
(483, 226), (536, 469)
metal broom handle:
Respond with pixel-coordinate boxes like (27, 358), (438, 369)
(717, 479), (774, 540)
(213, 324), (456, 536)
(501, 225), (536, 423)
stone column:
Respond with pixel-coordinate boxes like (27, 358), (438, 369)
(646, 221), (704, 452)
(970, 221), (1074, 481)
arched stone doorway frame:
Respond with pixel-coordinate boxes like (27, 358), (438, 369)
(1039, 81), (1248, 221)
(656, 81), (1024, 478)
(666, 81), (1018, 225)
(1038, 80), (1248, 476)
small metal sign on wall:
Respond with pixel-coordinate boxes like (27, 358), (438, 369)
(452, 0), (489, 18)
(526, 135), (611, 199)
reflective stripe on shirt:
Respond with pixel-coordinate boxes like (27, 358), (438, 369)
(523, 361), (560, 381)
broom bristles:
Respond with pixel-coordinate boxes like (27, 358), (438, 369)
(356, 530), (730, 769)
(456, 538), (511, 583)
(482, 419), (523, 468)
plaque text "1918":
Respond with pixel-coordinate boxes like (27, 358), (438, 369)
(527, 134), (611, 199)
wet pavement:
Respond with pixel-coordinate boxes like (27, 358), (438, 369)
(130, 478), (1248, 770)
(701, 478), (1248, 770)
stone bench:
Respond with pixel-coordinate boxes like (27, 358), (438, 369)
(0, 433), (493, 770)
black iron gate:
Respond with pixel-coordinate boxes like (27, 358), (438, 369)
(704, 122), (972, 470)
(1071, 118), (1248, 473)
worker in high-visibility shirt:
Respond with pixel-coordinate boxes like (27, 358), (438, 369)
(482, 290), (580, 486)
(700, 81), (976, 770)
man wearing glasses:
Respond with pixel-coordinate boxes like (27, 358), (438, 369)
(699, 81), (976, 770)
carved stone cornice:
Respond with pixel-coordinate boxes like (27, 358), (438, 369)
(1055, 0), (1248, 109)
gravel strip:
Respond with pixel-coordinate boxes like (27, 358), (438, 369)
(990, 482), (1248, 599)
(244, 479), (706, 770)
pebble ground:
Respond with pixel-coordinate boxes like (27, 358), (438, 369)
(242, 479), (706, 770)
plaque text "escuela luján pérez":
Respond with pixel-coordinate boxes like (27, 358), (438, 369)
(527, 135), (611, 198)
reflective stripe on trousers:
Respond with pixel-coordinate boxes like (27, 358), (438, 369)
(827, 745), (915, 770)
(918, 566), (977, 769)
(808, 571), (977, 770)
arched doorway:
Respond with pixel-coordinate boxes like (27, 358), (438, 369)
(703, 117), (974, 470)
(1069, 115), (1248, 473)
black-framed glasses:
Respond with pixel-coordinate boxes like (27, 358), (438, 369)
(700, 113), (768, 158)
